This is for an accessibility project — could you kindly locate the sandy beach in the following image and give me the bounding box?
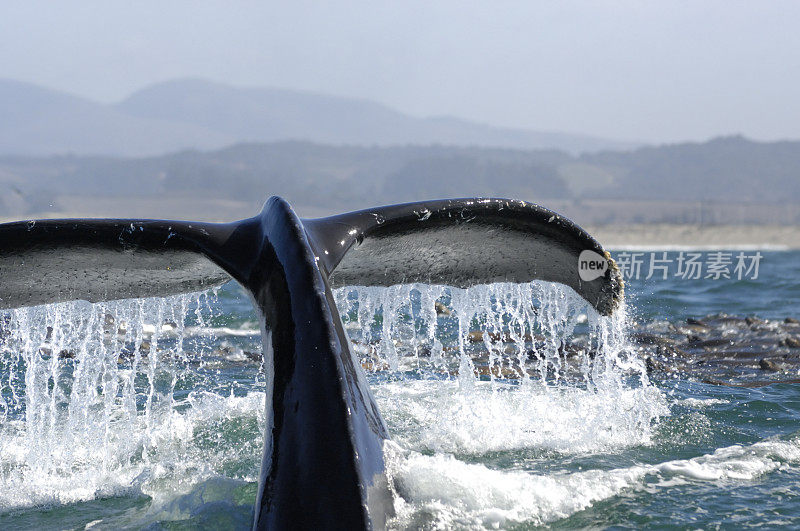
[587,224,800,250]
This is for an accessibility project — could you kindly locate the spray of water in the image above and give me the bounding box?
[336,282,642,384]
[0,280,669,529]
[335,281,669,528]
[0,292,265,519]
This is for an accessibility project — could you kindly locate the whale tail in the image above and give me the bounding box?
[0,197,622,530]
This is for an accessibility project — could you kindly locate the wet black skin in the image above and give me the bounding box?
[0,196,620,529]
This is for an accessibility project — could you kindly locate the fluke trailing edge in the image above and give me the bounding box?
[0,197,622,530]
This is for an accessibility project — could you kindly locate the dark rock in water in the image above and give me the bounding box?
[688,336,738,349]
[526,348,545,360]
[38,347,77,359]
[244,350,262,362]
[467,329,533,344]
[631,312,800,385]
[558,343,587,358]
[473,363,526,380]
[759,358,782,371]
[630,332,676,347]
[703,377,800,388]
[679,324,710,334]
[361,359,390,372]
[415,346,432,358]
[434,301,451,316]
[709,350,771,360]
[693,338,735,350]
[645,356,670,374]
[657,344,688,358]
[709,314,746,325]
[783,337,800,349]
[467,330,484,343]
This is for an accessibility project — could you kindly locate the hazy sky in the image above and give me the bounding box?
[2,1,799,143]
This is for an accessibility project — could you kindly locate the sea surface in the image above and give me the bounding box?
[1,250,799,529]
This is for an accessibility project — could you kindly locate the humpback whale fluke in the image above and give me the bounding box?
[0,197,622,529]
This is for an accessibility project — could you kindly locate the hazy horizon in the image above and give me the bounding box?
[3,1,800,145]
[5,75,793,149]
[2,75,634,144]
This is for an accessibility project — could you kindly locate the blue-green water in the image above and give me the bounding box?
[622,250,799,322]
[1,250,799,529]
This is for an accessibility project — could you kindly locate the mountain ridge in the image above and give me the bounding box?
[0,77,638,157]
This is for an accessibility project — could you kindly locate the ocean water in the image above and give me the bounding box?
[0,250,799,529]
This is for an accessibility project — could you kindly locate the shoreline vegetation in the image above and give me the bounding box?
[3,137,800,225]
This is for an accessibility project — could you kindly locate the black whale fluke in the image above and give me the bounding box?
[0,197,622,530]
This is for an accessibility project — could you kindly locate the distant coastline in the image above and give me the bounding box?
[3,137,800,231]
[2,197,796,250]
[588,224,800,250]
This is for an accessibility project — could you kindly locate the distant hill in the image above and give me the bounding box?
[0,143,572,218]
[0,78,636,157]
[117,79,637,154]
[0,79,232,156]
[580,135,800,203]
[1,137,799,225]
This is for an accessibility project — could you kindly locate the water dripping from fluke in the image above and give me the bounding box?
[0,196,628,529]
[0,290,266,521]
[334,281,668,529]
[337,282,667,453]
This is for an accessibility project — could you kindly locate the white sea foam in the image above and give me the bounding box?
[184,325,260,337]
[0,294,265,515]
[375,379,666,455]
[675,397,730,408]
[655,438,800,481]
[385,436,800,529]
[385,440,650,529]
[338,282,798,529]
[342,281,668,455]
[4,280,791,529]
[336,281,666,528]
[0,389,265,512]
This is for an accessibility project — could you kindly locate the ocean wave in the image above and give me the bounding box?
[385,435,800,529]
